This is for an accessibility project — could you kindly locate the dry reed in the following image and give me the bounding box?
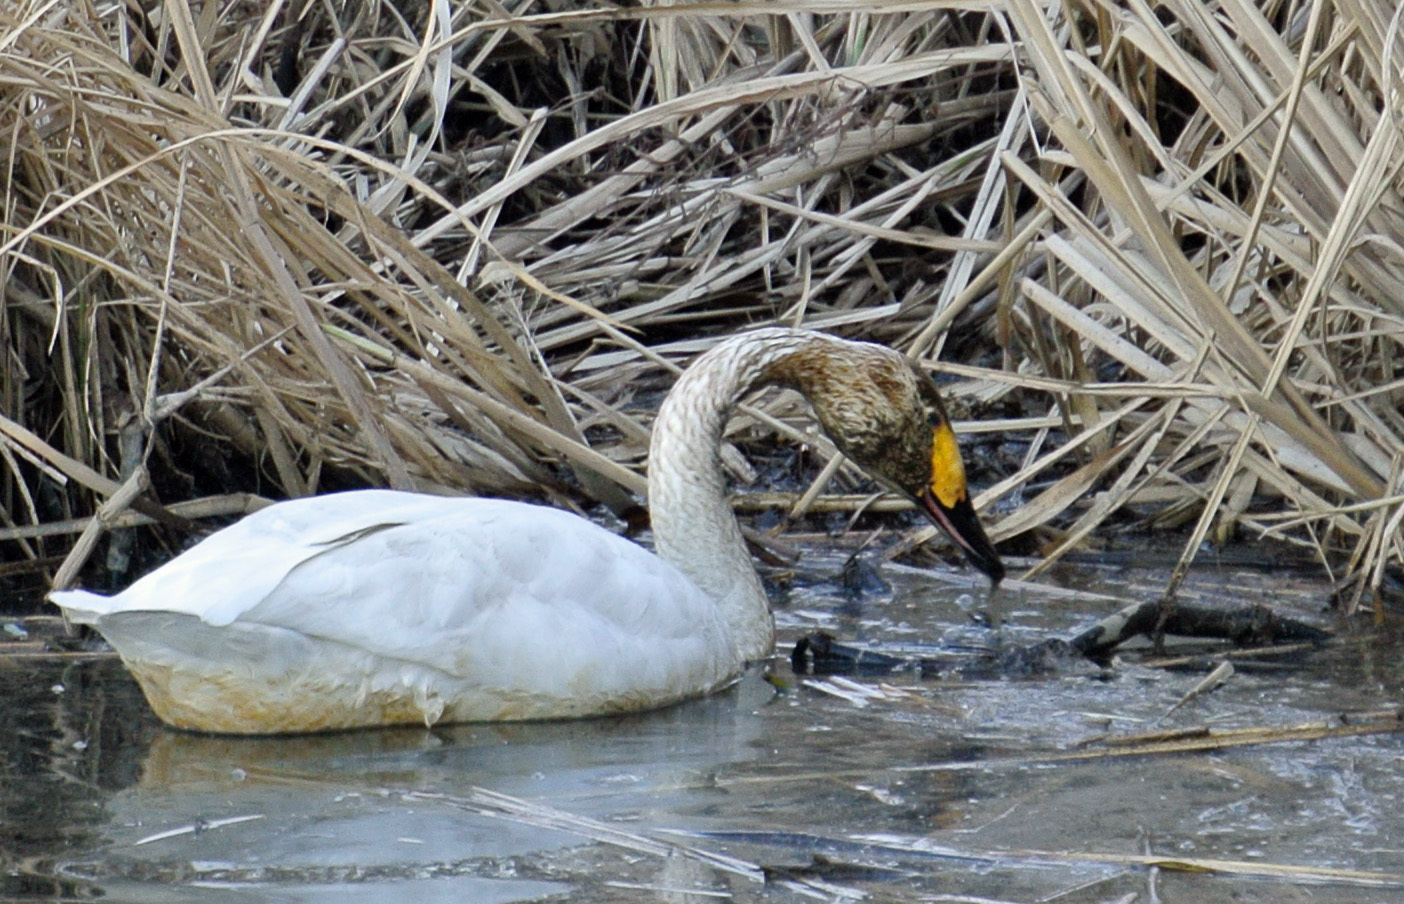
[2,0,1403,609]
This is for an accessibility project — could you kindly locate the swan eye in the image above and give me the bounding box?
[928,421,969,508]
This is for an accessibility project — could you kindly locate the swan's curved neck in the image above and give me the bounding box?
[648,329,821,662]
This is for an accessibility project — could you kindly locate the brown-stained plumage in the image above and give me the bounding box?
[764,342,947,496]
[763,334,1002,582]
[653,328,1004,603]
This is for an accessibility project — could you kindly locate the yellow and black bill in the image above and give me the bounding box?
[923,420,1004,585]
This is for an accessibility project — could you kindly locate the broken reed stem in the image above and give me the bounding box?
[0,495,271,543]
[897,711,1404,772]
[50,467,150,591]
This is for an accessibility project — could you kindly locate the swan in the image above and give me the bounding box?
[49,328,1003,734]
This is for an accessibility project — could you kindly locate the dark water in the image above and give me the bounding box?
[4,553,1404,903]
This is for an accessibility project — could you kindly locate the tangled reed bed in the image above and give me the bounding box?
[2,0,1403,610]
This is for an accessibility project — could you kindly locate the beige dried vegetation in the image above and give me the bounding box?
[2,0,1403,610]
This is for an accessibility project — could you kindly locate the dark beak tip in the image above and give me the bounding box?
[978,551,1006,587]
[921,490,1004,586]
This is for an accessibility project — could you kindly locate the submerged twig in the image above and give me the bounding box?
[1068,599,1331,659]
[844,832,1404,889]
[407,788,767,882]
[896,711,1404,772]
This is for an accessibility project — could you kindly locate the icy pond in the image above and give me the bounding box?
[3,548,1403,903]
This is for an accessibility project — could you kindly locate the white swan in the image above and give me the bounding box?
[50,328,1003,733]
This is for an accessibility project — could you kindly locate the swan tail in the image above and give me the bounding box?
[48,588,117,624]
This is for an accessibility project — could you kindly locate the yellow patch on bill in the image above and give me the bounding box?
[929,422,968,508]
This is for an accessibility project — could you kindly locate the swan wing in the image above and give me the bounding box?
[53,490,476,626]
[238,494,733,673]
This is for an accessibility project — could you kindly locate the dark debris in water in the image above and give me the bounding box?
[790,630,1082,680]
[1068,597,1332,659]
[0,615,113,655]
[790,594,1332,680]
[0,868,101,901]
[761,852,913,885]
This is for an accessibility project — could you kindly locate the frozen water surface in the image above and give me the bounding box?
[3,550,1403,903]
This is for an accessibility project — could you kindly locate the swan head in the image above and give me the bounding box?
[771,340,1005,585]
